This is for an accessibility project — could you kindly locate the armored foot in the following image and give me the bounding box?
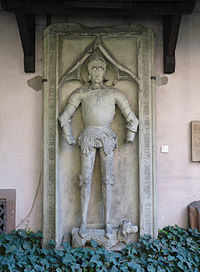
[79,223,87,238]
[105,223,113,239]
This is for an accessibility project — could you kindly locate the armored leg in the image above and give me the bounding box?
[100,148,114,238]
[79,149,96,238]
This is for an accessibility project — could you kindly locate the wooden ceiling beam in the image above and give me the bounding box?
[3,1,195,15]
[15,11,35,73]
[163,15,181,73]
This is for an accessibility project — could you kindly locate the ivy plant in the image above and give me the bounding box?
[0,225,199,271]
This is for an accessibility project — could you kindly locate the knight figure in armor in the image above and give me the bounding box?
[58,55,139,239]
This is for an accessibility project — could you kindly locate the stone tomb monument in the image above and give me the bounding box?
[43,23,156,249]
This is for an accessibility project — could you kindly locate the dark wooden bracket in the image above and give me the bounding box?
[163,15,181,74]
[15,11,35,73]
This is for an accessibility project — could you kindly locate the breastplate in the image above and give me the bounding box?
[81,89,115,127]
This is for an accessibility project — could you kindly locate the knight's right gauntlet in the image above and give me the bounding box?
[58,103,77,145]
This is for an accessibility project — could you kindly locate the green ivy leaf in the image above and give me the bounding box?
[89,239,98,248]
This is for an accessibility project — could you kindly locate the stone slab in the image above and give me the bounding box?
[42,23,156,246]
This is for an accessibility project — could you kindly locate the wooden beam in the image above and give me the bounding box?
[163,15,181,74]
[1,0,21,10]
[2,1,196,15]
[15,11,35,73]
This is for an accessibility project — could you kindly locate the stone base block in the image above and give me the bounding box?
[71,223,138,250]
[72,228,119,249]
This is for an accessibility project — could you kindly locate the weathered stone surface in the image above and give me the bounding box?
[27,75,42,91]
[58,55,139,238]
[42,23,156,246]
[188,201,200,231]
[70,220,138,250]
[71,228,119,249]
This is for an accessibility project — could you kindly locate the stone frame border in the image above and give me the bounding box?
[42,23,156,244]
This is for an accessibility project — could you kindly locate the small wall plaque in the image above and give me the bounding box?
[191,121,200,162]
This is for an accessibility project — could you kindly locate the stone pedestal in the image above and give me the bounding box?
[71,228,119,249]
[69,223,138,250]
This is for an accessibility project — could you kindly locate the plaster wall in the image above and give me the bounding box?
[0,12,43,231]
[0,2,200,232]
[157,4,200,229]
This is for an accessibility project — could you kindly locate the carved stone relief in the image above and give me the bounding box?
[58,53,139,242]
[42,23,156,247]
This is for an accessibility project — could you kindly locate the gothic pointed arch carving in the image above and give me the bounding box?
[58,36,142,91]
